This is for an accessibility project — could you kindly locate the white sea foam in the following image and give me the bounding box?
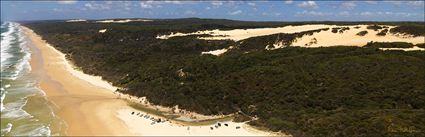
[1,22,55,136]
[0,123,13,135]
[0,84,10,111]
[1,23,16,67]
[1,97,33,120]
[14,124,51,136]
[1,24,32,80]
[0,90,6,111]
[11,123,52,136]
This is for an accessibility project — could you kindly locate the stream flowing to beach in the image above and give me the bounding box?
[0,22,65,136]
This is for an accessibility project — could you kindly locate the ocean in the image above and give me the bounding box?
[0,22,65,136]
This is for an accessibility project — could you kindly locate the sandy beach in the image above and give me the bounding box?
[23,26,132,136]
[22,26,280,136]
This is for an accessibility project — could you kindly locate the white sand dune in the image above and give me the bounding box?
[291,25,424,47]
[157,24,424,52]
[66,19,86,22]
[99,29,107,33]
[157,24,332,41]
[96,19,152,23]
[380,46,425,51]
[201,46,235,56]
[201,48,228,56]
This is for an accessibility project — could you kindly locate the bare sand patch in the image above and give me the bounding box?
[379,46,425,51]
[98,29,107,33]
[96,19,152,23]
[157,24,424,52]
[291,25,424,47]
[157,24,332,41]
[66,19,86,22]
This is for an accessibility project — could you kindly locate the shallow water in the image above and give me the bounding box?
[1,22,65,136]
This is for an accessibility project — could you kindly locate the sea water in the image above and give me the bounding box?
[1,22,65,136]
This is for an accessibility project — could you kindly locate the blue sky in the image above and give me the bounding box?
[1,1,424,21]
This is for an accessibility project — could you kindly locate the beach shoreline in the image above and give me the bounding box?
[22,26,281,136]
[24,26,133,136]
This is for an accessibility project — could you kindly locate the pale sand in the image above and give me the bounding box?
[120,94,229,120]
[380,46,425,51]
[96,19,152,23]
[157,24,332,41]
[66,19,86,22]
[201,48,228,56]
[98,29,107,33]
[157,24,424,51]
[116,108,285,136]
[291,25,424,47]
[23,26,279,136]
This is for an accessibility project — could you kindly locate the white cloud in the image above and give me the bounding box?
[385,1,403,6]
[365,1,377,4]
[296,10,331,16]
[297,1,318,9]
[228,10,242,15]
[139,1,195,9]
[263,12,282,16]
[359,11,418,17]
[140,1,155,9]
[340,1,356,10]
[83,1,132,12]
[407,1,425,7]
[285,0,293,4]
[339,11,350,16]
[210,1,242,9]
[211,1,224,7]
[84,2,112,10]
[53,8,64,12]
[360,11,373,16]
[184,10,196,15]
[247,2,256,6]
[57,0,77,5]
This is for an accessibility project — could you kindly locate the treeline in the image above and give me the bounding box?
[365,42,425,48]
[22,18,425,137]
[390,25,425,37]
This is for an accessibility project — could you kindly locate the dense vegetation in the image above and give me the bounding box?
[390,25,425,37]
[416,43,425,48]
[365,42,414,48]
[367,24,384,31]
[22,18,425,137]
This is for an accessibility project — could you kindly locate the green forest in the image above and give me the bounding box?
[22,18,425,137]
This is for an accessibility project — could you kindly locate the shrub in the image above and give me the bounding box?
[390,25,425,37]
[356,31,368,36]
[415,43,425,48]
[376,29,388,36]
[367,25,383,31]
